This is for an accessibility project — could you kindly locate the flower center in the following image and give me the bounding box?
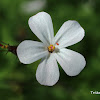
[48,44,55,53]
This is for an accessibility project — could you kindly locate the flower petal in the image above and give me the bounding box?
[55,48,86,76]
[17,40,48,64]
[36,54,59,86]
[53,20,85,48]
[28,12,54,46]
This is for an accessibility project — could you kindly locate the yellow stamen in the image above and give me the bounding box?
[48,44,55,53]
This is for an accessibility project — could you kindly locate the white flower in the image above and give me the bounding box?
[17,12,86,86]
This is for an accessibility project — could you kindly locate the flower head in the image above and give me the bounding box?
[17,12,86,86]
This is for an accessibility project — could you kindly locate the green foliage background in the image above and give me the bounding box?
[0,0,100,100]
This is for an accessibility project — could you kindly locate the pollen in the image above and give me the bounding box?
[48,44,55,53]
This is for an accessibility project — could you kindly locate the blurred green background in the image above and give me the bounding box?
[0,0,100,100]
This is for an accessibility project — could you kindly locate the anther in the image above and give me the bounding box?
[48,44,55,53]
[56,43,59,45]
